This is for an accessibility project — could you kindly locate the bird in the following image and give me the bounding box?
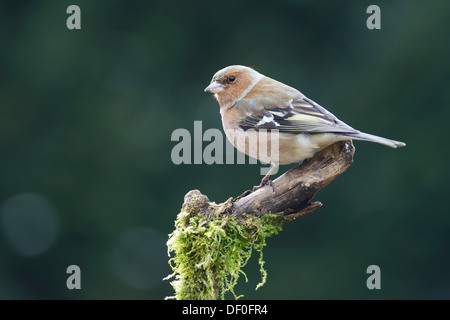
[204,65,405,190]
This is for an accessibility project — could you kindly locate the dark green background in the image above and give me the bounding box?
[1,0,449,299]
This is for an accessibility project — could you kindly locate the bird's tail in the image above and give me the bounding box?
[346,132,406,148]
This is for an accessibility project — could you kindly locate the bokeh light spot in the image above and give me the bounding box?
[1,193,60,256]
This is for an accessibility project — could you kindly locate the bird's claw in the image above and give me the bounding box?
[252,177,275,193]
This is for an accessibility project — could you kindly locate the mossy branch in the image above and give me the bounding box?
[165,141,355,300]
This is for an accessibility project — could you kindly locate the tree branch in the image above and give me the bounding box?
[183,140,355,222]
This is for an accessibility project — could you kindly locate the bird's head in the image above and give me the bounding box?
[204,65,262,109]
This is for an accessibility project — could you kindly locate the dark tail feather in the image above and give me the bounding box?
[346,132,406,148]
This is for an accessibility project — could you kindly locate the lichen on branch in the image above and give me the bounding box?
[164,197,285,300]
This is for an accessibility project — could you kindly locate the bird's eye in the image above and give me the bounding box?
[228,76,236,83]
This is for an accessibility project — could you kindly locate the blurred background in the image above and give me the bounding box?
[0,0,449,299]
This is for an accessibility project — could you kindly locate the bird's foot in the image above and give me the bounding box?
[252,176,275,193]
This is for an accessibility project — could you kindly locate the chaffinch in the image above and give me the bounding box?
[204,65,405,189]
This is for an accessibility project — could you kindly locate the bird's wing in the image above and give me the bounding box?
[238,96,360,134]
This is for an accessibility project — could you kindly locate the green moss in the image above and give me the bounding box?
[164,206,285,300]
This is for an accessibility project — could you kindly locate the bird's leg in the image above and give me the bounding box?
[258,174,274,192]
[252,162,278,193]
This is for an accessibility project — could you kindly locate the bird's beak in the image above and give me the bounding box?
[204,81,225,93]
